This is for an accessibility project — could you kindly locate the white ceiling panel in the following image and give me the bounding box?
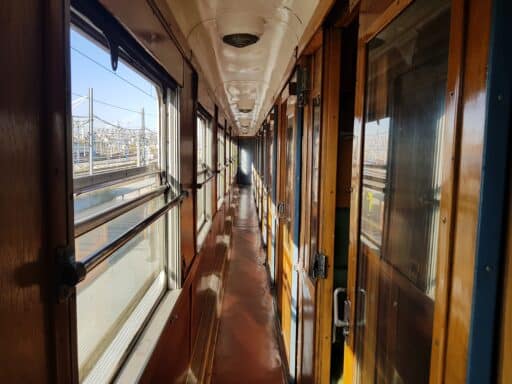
[165,0,321,135]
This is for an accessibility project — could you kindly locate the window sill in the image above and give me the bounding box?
[114,288,182,383]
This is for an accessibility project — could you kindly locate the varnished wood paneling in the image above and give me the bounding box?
[140,285,191,383]
[345,1,493,383]
[180,64,198,276]
[45,0,78,381]
[190,209,227,382]
[0,1,74,382]
[316,27,342,384]
[444,0,492,382]
[429,0,465,381]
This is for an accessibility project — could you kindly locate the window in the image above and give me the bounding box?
[217,128,225,206]
[71,12,180,383]
[361,0,450,296]
[196,110,212,235]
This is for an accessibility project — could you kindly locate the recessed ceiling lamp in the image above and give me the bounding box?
[218,13,265,48]
[237,97,255,113]
[239,117,251,128]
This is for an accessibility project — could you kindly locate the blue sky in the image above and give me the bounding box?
[71,27,159,132]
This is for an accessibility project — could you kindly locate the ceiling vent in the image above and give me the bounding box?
[218,13,264,49]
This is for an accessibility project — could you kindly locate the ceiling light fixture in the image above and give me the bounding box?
[223,34,259,48]
[237,97,255,114]
[217,13,264,48]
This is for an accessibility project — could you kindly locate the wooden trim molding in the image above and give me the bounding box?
[315,26,342,384]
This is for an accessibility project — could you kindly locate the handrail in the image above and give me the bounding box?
[62,190,188,286]
[196,172,216,188]
[74,184,169,238]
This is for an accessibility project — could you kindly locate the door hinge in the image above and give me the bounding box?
[311,252,328,280]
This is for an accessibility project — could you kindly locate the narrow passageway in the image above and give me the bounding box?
[210,186,286,384]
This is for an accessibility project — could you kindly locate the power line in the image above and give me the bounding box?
[71,46,157,100]
[93,114,158,133]
[72,92,156,117]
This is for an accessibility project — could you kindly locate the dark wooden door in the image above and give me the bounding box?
[353,1,452,382]
[297,48,322,383]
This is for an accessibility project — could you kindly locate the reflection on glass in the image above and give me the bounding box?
[75,196,165,262]
[217,131,225,203]
[309,102,321,274]
[76,215,165,381]
[197,116,205,170]
[362,0,450,295]
[357,1,451,383]
[74,174,160,222]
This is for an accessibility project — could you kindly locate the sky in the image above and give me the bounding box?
[71,27,159,133]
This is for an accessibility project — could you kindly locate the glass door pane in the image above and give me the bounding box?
[356,0,451,382]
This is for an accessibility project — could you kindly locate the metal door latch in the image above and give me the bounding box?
[333,287,351,341]
[311,252,328,280]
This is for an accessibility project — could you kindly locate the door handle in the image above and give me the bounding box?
[333,287,348,328]
[357,288,367,326]
[333,287,351,342]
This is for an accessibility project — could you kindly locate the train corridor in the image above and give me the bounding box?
[209,186,286,384]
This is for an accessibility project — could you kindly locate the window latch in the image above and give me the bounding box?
[57,246,86,302]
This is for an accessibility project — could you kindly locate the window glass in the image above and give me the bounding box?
[196,112,212,231]
[71,27,159,177]
[197,116,206,172]
[217,129,225,204]
[308,101,321,274]
[71,24,179,383]
[361,0,450,296]
[77,212,165,381]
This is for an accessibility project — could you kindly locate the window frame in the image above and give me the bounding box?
[196,106,213,244]
[69,2,181,382]
[217,126,225,207]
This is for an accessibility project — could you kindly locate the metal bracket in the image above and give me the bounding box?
[311,252,328,280]
[57,246,86,302]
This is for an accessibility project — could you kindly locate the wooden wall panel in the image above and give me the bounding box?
[0,1,74,382]
[198,76,215,117]
[444,0,492,382]
[140,285,191,383]
[0,2,49,381]
[315,27,342,384]
[180,63,198,276]
[189,208,227,381]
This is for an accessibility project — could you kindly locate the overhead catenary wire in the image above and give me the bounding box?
[72,92,156,117]
[71,46,157,100]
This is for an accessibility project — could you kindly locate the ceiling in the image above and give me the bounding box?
[165,0,322,135]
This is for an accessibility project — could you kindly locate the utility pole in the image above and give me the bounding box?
[88,87,94,175]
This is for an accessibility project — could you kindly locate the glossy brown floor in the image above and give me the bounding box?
[210,186,286,384]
